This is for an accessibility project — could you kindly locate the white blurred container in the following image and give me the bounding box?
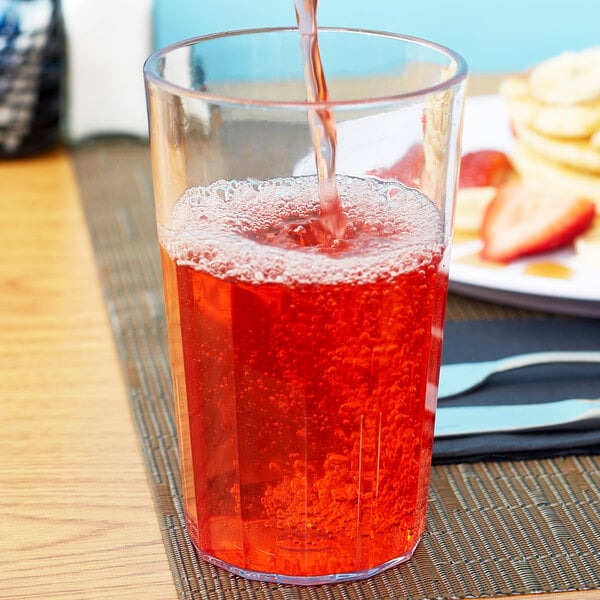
[62,0,152,141]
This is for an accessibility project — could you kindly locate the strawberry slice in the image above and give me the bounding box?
[368,143,424,187]
[459,150,514,188]
[371,148,513,190]
[480,182,596,262]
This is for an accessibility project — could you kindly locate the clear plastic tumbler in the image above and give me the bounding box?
[144,27,467,584]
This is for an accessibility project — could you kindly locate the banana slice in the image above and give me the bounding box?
[454,186,497,232]
[503,97,538,126]
[514,122,600,173]
[529,47,600,105]
[498,74,530,99]
[505,96,600,139]
[512,141,600,209]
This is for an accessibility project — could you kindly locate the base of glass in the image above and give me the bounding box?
[191,537,422,586]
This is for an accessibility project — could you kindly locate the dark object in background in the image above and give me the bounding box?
[0,0,63,158]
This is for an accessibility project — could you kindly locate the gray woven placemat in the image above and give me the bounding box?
[73,139,600,600]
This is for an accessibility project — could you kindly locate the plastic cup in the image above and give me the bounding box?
[144,27,467,585]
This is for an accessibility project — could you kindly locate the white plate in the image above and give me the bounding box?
[451,95,600,318]
[294,95,600,317]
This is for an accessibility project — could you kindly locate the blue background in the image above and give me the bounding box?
[153,0,599,73]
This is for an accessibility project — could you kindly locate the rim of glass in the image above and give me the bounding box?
[144,26,468,110]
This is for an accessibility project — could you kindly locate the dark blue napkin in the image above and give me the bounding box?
[433,318,600,463]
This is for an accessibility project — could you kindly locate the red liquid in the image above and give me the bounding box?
[160,176,448,582]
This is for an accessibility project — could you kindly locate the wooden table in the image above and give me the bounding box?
[0,150,175,599]
[1,85,598,599]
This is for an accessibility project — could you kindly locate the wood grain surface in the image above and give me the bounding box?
[0,149,175,599]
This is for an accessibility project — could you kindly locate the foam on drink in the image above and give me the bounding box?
[161,175,443,285]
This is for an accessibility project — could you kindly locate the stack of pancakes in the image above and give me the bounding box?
[500,47,600,264]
